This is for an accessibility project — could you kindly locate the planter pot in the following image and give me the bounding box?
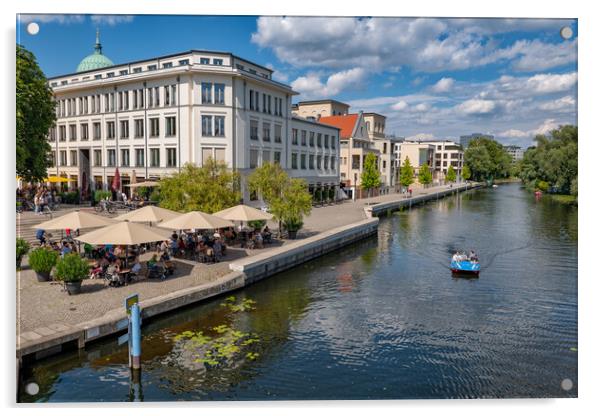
[35,271,52,282]
[16,256,23,270]
[287,230,298,240]
[65,280,83,295]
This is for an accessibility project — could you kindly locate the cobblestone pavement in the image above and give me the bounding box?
[16,183,472,335]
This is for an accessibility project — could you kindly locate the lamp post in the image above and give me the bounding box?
[353,172,358,201]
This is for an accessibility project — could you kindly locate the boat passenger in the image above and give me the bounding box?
[469,250,478,262]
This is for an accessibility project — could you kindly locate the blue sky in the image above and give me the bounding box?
[17,14,577,147]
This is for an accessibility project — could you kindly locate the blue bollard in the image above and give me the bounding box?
[130,303,141,369]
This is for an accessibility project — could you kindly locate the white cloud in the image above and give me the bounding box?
[391,100,409,111]
[431,77,455,93]
[539,95,576,111]
[406,133,437,141]
[252,17,577,73]
[456,99,497,115]
[497,129,530,139]
[497,119,562,141]
[525,72,577,94]
[19,14,85,24]
[291,67,366,99]
[90,15,134,26]
[413,103,431,113]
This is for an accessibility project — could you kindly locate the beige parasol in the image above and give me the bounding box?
[125,181,160,188]
[158,211,234,231]
[114,205,181,223]
[37,210,116,230]
[213,204,273,222]
[75,221,171,245]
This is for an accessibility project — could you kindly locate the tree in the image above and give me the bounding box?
[417,163,433,186]
[247,162,288,205]
[518,125,577,194]
[17,44,56,182]
[464,137,512,182]
[445,167,457,183]
[398,156,414,188]
[360,153,381,197]
[461,165,471,181]
[156,160,240,213]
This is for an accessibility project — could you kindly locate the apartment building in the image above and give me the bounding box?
[460,132,494,149]
[504,145,524,162]
[421,140,464,182]
[363,113,396,187]
[46,33,340,202]
[393,141,435,177]
[319,112,379,199]
[291,99,350,119]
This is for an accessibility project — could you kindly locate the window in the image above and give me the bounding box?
[249,149,259,169]
[49,151,56,166]
[149,118,159,137]
[291,153,298,169]
[215,148,225,163]
[107,149,116,166]
[352,155,360,169]
[201,82,213,104]
[120,120,129,139]
[331,135,336,149]
[292,129,298,145]
[317,155,322,170]
[214,84,225,105]
[301,130,307,146]
[69,124,77,141]
[249,90,255,110]
[250,120,259,141]
[106,72,114,78]
[301,154,307,169]
[59,126,66,141]
[268,96,272,114]
[171,85,177,106]
[262,150,270,165]
[166,148,177,167]
[255,91,259,111]
[165,116,176,137]
[118,92,123,110]
[213,58,223,65]
[150,148,160,167]
[214,116,225,137]
[94,74,102,80]
[262,94,266,113]
[154,87,160,107]
[93,150,102,166]
[275,125,282,143]
[309,154,315,169]
[148,88,153,108]
[59,151,67,166]
[164,86,170,107]
[134,119,144,138]
[135,149,144,167]
[80,124,89,141]
[317,133,322,147]
[202,116,212,136]
[70,150,77,166]
[200,58,210,65]
[236,64,244,70]
[331,156,336,170]
[202,147,213,165]
[179,59,189,66]
[48,127,56,142]
[110,93,115,111]
[162,62,173,69]
[121,149,130,166]
[323,135,329,148]
[133,67,142,73]
[309,132,315,147]
[262,123,270,142]
[120,70,128,76]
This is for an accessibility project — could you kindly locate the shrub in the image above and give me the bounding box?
[248,220,267,230]
[16,238,30,259]
[283,217,303,232]
[55,253,89,282]
[29,247,59,274]
[537,180,550,193]
[94,190,112,202]
[59,190,79,204]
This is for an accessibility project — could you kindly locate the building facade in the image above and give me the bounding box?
[394,141,435,178]
[46,41,340,202]
[363,113,396,187]
[460,132,494,149]
[421,140,464,181]
[291,99,350,119]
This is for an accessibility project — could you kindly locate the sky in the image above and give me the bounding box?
[17,14,577,147]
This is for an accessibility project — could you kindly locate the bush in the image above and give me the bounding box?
[29,247,59,274]
[537,180,550,193]
[248,220,267,230]
[94,190,112,202]
[16,238,30,259]
[59,190,79,204]
[55,253,89,282]
[283,217,303,232]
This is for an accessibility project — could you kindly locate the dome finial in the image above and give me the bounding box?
[95,27,102,54]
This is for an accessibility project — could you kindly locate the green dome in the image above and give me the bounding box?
[76,29,114,72]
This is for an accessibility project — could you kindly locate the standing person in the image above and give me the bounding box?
[34,189,41,214]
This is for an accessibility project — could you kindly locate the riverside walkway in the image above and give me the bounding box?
[17,182,477,358]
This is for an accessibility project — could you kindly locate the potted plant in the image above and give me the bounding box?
[55,253,89,295]
[16,238,30,270]
[28,247,59,282]
[248,220,266,231]
[283,217,303,240]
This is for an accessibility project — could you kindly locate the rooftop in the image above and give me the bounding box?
[319,114,359,139]
[296,99,350,108]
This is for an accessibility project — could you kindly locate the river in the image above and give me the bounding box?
[19,183,578,401]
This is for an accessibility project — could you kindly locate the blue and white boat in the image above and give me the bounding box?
[450,259,481,276]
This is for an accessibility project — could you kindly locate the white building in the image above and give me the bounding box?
[46,34,340,202]
[504,145,524,162]
[422,140,464,181]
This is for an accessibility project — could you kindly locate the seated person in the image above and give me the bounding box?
[60,241,71,258]
[35,228,46,245]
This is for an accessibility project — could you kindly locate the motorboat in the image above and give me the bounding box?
[450,252,481,276]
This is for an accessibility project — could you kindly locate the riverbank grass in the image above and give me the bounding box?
[549,194,577,205]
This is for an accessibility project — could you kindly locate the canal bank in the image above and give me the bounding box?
[17,182,479,365]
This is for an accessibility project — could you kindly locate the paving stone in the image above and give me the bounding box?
[33,327,56,336]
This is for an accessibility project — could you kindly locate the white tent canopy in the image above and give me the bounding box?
[75,221,171,245]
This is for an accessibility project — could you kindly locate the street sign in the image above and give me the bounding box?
[125,294,139,315]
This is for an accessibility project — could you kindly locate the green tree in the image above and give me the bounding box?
[247,162,289,205]
[518,125,577,194]
[156,160,240,213]
[360,153,381,197]
[398,156,414,188]
[445,167,457,183]
[417,163,433,186]
[461,165,471,181]
[464,137,512,182]
[17,44,56,182]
